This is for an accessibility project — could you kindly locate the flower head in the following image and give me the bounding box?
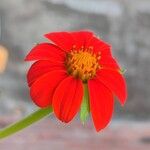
[25,31,127,131]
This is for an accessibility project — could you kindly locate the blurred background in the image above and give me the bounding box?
[0,0,150,149]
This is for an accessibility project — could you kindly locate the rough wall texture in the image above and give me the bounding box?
[0,0,150,119]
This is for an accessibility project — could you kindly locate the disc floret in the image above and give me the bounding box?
[66,45,101,82]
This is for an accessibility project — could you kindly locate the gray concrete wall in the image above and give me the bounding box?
[0,0,150,119]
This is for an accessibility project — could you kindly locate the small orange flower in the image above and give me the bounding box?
[25,31,127,131]
[0,45,8,73]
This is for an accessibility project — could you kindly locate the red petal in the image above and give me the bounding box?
[25,43,65,61]
[44,32,74,52]
[87,37,112,56]
[71,31,93,49]
[52,76,83,123]
[30,70,67,108]
[97,69,127,105]
[27,60,65,87]
[88,79,114,131]
[99,56,120,70]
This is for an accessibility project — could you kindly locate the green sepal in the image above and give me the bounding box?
[119,68,127,74]
[80,84,90,124]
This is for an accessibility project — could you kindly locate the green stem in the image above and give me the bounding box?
[0,107,53,139]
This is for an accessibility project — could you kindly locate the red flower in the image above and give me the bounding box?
[25,31,127,131]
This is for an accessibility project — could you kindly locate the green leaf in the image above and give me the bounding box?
[80,84,90,124]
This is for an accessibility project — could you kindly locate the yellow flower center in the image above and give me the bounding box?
[66,46,101,82]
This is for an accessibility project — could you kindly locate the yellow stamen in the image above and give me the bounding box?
[66,46,101,82]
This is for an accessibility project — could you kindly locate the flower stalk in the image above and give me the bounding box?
[0,107,53,139]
